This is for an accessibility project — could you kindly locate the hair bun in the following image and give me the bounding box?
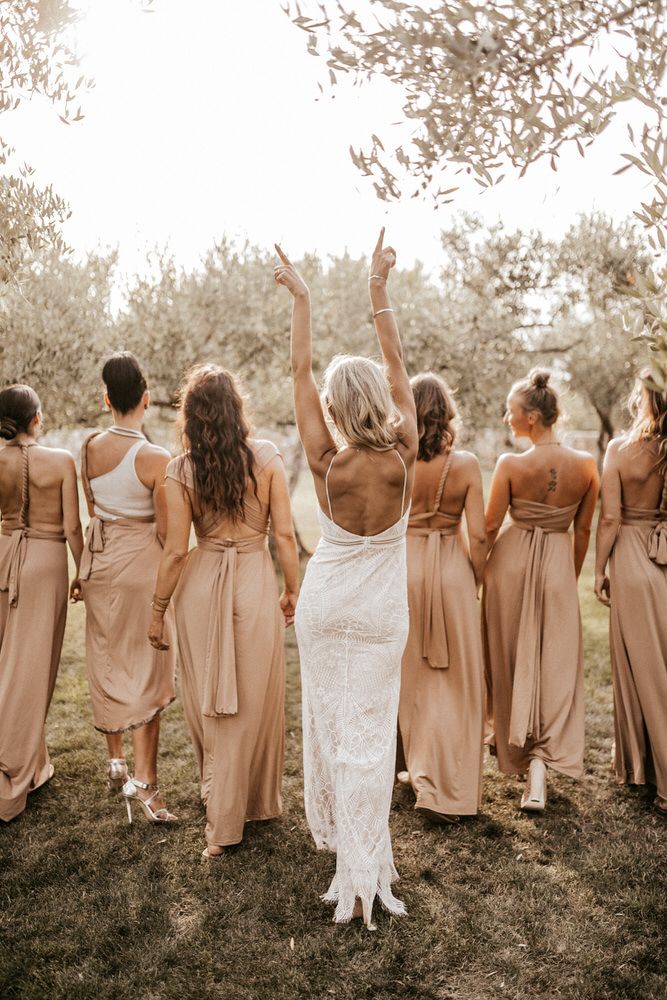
[530,369,550,390]
[0,416,18,440]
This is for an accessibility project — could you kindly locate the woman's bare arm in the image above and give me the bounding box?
[368,229,418,456]
[485,455,512,549]
[594,442,622,605]
[61,454,84,585]
[274,245,336,475]
[137,446,170,545]
[573,457,599,579]
[148,478,193,650]
[266,455,300,626]
[462,456,487,588]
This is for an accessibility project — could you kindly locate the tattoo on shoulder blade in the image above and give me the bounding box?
[547,468,557,493]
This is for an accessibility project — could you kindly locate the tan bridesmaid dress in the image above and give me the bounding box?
[0,446,68,821]
[608,477,667,801]
[167,440,285,848]
[80,430,176,734]
[399,451,484,816]
[483,499,585,778]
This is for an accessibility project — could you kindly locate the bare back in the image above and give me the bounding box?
[317,447,412,537]
[0,444,72,531]
[612,437,665,509]
[410,450,475,527]
[85,430,165,497]
[503,444,595,507]
[168,440,278,541]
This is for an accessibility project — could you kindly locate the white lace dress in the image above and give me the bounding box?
[295,454,410,925]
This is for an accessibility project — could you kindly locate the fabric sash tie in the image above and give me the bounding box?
[507,503,574,749]
[0,525,65,607]
[621,506,667,566]
[197,534,268,718]
[80,514,155,580]
[407,523,460,669]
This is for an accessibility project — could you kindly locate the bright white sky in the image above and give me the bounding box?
[1,0,657,283]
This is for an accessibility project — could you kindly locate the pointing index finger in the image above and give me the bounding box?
[275,243,291,266]
[374,227,385,254]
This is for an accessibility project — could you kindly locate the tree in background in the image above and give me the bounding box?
[0,1,92,287]
[285,0,667,388]
[0,248,116,425]
[554,214,649,452]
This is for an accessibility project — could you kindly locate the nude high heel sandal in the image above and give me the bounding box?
[121,777,177,824]
[107,758,129,794]
[520,758,547,812]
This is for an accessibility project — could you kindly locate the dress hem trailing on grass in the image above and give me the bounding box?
[322,865,407,924]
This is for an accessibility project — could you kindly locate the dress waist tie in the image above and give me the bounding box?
[407,523,460,669]
[621,507,667,565]
[80,513,155,580]
[196,534,268,718]
[0,525,66,607]
[507,518,570,748]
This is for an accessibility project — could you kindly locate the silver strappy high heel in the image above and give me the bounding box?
[121,777,177,824]
[107,758,129,794]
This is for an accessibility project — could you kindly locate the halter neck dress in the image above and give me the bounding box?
[166,440,285,848]
[483,497,585,779]
[608,470,667,802]
[0,444,67,821]
[295,448,410,925]
[399,450,484,816]
[80,429,176,734]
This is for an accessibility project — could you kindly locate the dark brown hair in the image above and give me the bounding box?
[0,384,41,440]
[177,364,257,520]
[625,368,667,476]
[411,372,458,461]
[511,368,560,427]
[102,351,148,414]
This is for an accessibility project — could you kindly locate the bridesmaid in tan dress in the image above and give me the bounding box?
[148,364,299,857]
[484,370,598,812]
[595,370,667,816]
[72,352,177,823]
[397,373,486,822]
[0,384,83,822]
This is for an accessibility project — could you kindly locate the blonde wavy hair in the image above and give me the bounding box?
[321,354,401,451]
[623,368,667,476]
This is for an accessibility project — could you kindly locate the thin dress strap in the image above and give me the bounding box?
[432,450,454,515]
[81,431,103,508]
[19,445,30,529]
[324,451,338,520]
[395,449,408,517]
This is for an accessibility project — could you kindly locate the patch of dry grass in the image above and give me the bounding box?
[0,519,665,999]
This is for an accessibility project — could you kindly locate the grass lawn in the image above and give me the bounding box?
[1,483,665,1000]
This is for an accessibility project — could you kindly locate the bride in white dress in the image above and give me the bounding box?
[274,230,418,929]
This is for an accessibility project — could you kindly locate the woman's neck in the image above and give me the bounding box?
[529,425,557,446]
[112,408,144,432]
[9,431,37,447]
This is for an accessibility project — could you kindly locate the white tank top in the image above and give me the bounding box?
[90,440,154,520]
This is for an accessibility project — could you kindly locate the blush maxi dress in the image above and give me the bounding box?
[399,451,484,816]
[0,445,68,821]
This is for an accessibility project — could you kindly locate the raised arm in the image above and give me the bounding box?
[594,442,622,605]
[274,245,335,475]
[573,456,599,579]
[368,228,417,455]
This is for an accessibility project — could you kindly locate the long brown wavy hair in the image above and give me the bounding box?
[411,372,458,461]
[625,368,667,477]
[176,364,257,519]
